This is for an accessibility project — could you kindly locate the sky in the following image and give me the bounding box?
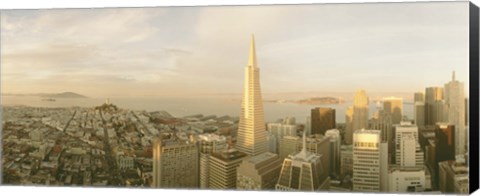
[0,2,470,98]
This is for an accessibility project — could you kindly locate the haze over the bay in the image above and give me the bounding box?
[1,2,469,99]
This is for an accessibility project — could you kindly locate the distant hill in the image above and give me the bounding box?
[2,92,88,98]
[296,97,344,105]
[39,92,88,98]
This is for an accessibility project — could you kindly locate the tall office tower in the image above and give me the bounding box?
[278,136,299,160]
[444,71,466,155]
[311,107,336,135]
[283,116,296,125]
[345,106,354,144]
[394,122,424,167]
[236,152,282,190]
[428,123,456,189]
[295,134,331,182]
[152,134,199,188]
[266,132,277,154]
[236,35,268,156]
[352,90,369,134]
[208,149,247,189]
[370,109,392,143]
[383,97,403,124]
[435,124,456,162]
[438,160,469,194]
[414,102,426,127]
[275,132,329,191]
[267,121,297,153]
[414,92,425,102]
[340,145,354,176]
[305,116,312,136]
[352,129,388,192]
[425,87,444,125]
[414,92,426,127]
[325,129,341,178]
[198,134,227,189]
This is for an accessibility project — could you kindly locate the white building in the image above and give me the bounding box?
[388,166,426,192]
[394,122,424,167]
[352,129,388,192]
[444,71,466,155]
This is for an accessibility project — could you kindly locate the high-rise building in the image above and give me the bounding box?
[414,102,426,127]
[197,134,227,189]
[236,35,268,156]
[438,160,469,194]
[383,97,403,124]
[425,87,444,125]
[414,92,426,127]
[444,71,466,155]
[295,134,331,182]
[428,123,456,189]
[266,132,277,154]
[394,122,424,168]
[208,149,248,189]
[352,90,369,133]
[236,152,282,190]
[345,106,354,144]
[325,129,341,178]
[152,134,199,188]
[278,136,299,160]
[370,109,393,143]
[414,92,425,102]
[352,129,388,192]
[305,116,312,136]
[267,121,297,154]
[275,132,330,191]
[340,145,353,176]
[435,123,456,163]
[311,107,336,135]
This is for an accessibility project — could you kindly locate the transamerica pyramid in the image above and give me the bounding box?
[235,35,268,156]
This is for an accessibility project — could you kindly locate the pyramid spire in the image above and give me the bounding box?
[248,34,257,67]
[297,130,308,160]
[452,70,456,81]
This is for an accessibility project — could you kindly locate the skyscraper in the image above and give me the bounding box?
[394,122,424,168]
[345,106,354,144]
[152,134,199,188]
[311,107,336,135]
[236,152,282,190]
[425,87,445,125]
[383,97,403,124]
[444,71,466,155]
[208,149,248,189]
[275,132,329,191]
[325,129,341,178]
[198,134,227,189]
[236,35,268,156]
[352,90,369,133]
[352,129,388,192]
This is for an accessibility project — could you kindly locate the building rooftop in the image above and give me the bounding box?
[247,152,277,165]
[211,148,247,162]
[197,133,226,142]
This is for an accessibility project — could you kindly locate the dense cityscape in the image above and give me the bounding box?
[1,36,470,194]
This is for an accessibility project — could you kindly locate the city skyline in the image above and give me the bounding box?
[0,2,470,98]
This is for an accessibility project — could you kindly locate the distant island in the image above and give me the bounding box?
[265,96,344,105]
[2,92,88,98]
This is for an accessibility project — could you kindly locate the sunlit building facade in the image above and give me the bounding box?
[236,35,268,156]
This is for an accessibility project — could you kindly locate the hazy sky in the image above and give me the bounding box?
[0,2,470,98]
